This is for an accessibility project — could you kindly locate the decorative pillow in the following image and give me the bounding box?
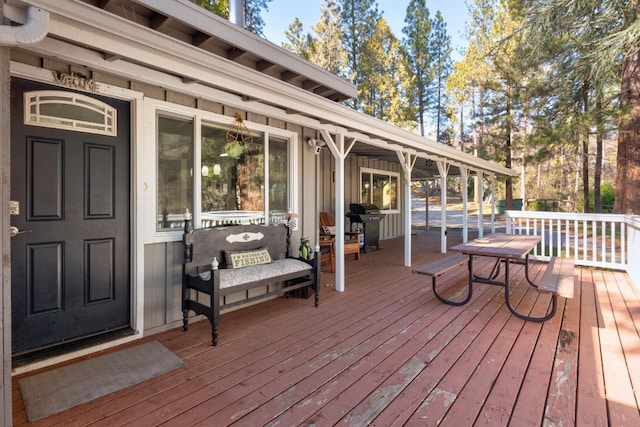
[322,225,336,235]
[225,247,272,269]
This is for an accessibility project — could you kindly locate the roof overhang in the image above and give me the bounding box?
[16,0,516,178]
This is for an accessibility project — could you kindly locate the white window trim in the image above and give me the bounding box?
[360,167,401,214]
[144,98,299,243]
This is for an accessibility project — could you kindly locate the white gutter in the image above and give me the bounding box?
[0,5,48,46]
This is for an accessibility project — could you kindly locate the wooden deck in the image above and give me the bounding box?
[12,230,640,426]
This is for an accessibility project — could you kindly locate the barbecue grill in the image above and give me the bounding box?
[346,203,382,252]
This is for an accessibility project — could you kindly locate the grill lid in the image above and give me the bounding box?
[348,203,380,214]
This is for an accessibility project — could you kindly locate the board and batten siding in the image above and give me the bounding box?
[317,150,405,241]
[144,241,184,331]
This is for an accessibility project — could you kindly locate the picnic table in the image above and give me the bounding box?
[441,233,572,322]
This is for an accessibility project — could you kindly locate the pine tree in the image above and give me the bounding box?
[460,0,497,158]
[243,0,272,35]
[429,11,453,142]
[360,18,413,127]
[338,0,381,110]
[446,59,474,148]
[402,0,432,137]
[517,0,637,213]
[282,17,315,60]
[190,0,271,35]
[310,0,347,76]
[191,0,228,17]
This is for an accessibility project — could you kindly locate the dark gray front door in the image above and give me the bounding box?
[10,78,131,355]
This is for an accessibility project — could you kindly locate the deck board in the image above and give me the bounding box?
[596,269,640,426]
[541,258,580,426]
[11,230,640,427]
[576,268,609,426]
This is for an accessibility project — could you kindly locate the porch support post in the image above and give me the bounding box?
[490,173,496,233]
[477,170,484,238]
[396,151,416,267]
[425,179,429,231]
[320,128,354,293]
[436,160,450,253]
[460,166,469,242]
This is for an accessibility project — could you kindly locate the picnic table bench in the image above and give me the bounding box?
[412,253,469,305]
[538,256,575,299]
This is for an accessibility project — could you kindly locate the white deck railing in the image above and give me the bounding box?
[506,211,640,289]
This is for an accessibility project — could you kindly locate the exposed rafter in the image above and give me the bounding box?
[280,70,299,82]
[227,47,246,61]
[256,60,275,72]
[192,32,212,47]
[150,14,170,32]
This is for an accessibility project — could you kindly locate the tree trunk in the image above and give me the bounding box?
[614,49,640,214]
[595,94,603,213]
[478,87,485,157]
[436,75,442,142]
[581,81,590,213]
[419,85,425,137]
[505,85,513,209]
[459,107,464,150]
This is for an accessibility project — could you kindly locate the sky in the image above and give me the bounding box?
[262,0,470,60]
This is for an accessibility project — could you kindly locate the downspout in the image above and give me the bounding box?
[0,5,49,46]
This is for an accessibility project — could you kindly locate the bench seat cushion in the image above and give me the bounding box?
[196,258,312,289]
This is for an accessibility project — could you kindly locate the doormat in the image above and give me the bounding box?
[18,340,185,422]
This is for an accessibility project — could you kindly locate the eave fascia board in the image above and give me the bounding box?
[25,0,357,100]
[23,1,515,177]
[31,5,356,129]
[137,0,356,97]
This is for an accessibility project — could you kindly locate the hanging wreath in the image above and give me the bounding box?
[226,113,254,145]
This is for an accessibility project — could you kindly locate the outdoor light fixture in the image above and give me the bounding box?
[306,137,325,155]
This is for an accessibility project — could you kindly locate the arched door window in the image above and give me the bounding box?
[24,90,117,136]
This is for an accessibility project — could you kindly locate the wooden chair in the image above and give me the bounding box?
[319,212,361,269]
[319,235,336,272]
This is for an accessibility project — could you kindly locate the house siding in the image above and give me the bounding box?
[317,149,405,241]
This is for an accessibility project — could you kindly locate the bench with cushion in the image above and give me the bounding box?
[182,224,319,345]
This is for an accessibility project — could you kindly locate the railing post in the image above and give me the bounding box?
[626,215,640,290]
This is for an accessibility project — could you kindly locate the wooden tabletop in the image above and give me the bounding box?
[450,233,541,259]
